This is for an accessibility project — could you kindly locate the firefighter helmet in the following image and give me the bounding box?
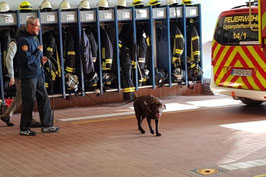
[182,0,192,5]
[117,0,126,7]
[60,0,71,10]
[142,69,149,78]
[66,73,79,92]
[148,0,160,7]
[132,0,144,7]
[172,68,185,83]
[40,0,52,11]
[0,1,10,12]
[167,0,179,6]
[79,0,91,9]
[103,73,116,84]
[155,68,168,87]
[98,0,109,8]
[189,18,194,23]
[19,1,33,11]
[188,65,203,81]
[88,72,99,87]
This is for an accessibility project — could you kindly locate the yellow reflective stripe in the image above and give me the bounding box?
[262,12,266,32]
[92,83,97,86]
[192,36,199,41]
[175,49,183,54]
[105,59,112,64]
[146,37,150,46]
[172,57,181,63]
[193,51,200,55]
[122,87,135,93]
[139,78,147,82]
[132,61,136,66]
[138,57,145,63]
[67,51,76,55]
[106,81,111,85]
[45,83,48,88]
[102,48,106,59]
[190,63,196,68]
[51,71,56,81]
[102,67,111,71]
[56,52,61,77]
[65,66,74,73]
[47,47,53,52]
[119,43,122,48]
[102,62,106,69]
[175,34,183,38]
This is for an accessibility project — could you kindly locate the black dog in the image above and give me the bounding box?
[133,95,166,136]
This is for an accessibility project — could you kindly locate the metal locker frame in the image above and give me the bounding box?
[114,7,121,93]
[78,8,99,96]
[134,7,155,89]
[152,5,172,88]
[77,8,84,96]
[0,4,202,102]
[149,6,156,89]
[0,42,4,105]
[97,8,117,95]
[116,7,138,93]
[0,10,20,106]
[184,4,202,85]
[132,7,138,90]
[38,9,65,98]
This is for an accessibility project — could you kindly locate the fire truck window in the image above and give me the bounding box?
[214,14,258,45]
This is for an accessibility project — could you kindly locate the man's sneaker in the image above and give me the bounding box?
[41,126,60,133]
[0,116,14,126]
[30,120,42,128]
[20,130,36,136]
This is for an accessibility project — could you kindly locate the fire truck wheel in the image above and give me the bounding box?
[240,98,263,106]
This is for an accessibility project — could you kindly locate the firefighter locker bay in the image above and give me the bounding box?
[0,0,203,108]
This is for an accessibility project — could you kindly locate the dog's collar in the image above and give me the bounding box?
[143,101,157,116]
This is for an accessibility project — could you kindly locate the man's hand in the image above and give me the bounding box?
[42,56,48,64]
[38,45,43,52]
[9,78,15,87]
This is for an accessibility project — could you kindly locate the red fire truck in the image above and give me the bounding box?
[210,0,266,105]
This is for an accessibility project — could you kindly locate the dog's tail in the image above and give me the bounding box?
[99,93,138,107]
[119,93,138,106]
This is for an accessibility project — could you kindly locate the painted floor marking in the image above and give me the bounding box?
[254,174,266,177]
[59,112,134,122]
[72,116,134,124]
[57,98,242,123]
[218,158,266,171]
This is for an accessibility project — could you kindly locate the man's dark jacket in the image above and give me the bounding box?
[17,30,43,79]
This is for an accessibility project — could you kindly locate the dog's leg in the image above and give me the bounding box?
[155,119,161,136]
[147,118,154,134]
[136,114,145,134]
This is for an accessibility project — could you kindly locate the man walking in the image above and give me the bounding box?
[17,17,59,136]
[0,33,41,127]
